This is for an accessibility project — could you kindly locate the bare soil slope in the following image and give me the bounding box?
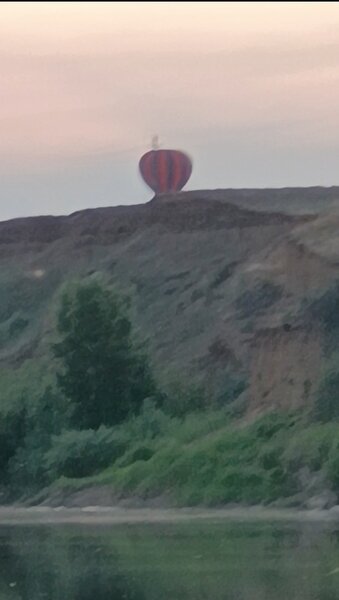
[1,187,339,411]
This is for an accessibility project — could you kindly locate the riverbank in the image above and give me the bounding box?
[1,504,339,526]
[3,410,339,514]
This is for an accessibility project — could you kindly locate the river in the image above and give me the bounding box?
[0,509,339,599]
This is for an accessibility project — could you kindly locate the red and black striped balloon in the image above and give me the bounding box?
[139,149,192,194]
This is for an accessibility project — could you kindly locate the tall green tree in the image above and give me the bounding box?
[53,281,156,429]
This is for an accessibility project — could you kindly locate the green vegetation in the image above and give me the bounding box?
[313,368,339,422]
[45,426,128,479]
[236,281,283,318]
[0,279,338,507]
[0,280,159,498]
[54,281,156,429]
[306,281,339,334]
[49,409,338,507]
[302,284,339,423]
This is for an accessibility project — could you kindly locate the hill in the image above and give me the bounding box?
[1,187,339,414]
[2,186,339,507]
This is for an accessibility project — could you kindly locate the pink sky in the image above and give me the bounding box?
[1,2,339,218]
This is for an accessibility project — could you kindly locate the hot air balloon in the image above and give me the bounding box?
[139,143,192,195]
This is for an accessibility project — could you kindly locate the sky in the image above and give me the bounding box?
[2,1,339,220]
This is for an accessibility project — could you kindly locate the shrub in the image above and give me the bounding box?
[251,411,299,441]
[161,380,207,417]
[282,425,337,472]
[313,369,339,422]
[0,406,27,484]
[8,438,49,495]
[326,440,339,490]
[45,426,127,479]
[236,281,282,318]
[216,372,247,408]
[4,387,71,494]
[118,399,176,442]
[116,444,155,469]
[306,281,339,333]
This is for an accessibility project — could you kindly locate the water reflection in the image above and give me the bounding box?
[0,527,145,600]
[0,520,338,599]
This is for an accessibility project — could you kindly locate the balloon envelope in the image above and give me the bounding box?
[139,149,192,194]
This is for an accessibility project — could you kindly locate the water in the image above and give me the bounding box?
[0,519,339,599]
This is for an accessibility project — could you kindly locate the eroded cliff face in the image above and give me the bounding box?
[248,326,322,413]
[1,187,339,412]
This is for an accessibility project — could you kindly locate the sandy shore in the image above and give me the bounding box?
[0,505,338,526]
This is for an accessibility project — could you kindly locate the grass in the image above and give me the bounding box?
[0,359,55,414]
[52,407,339,507]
